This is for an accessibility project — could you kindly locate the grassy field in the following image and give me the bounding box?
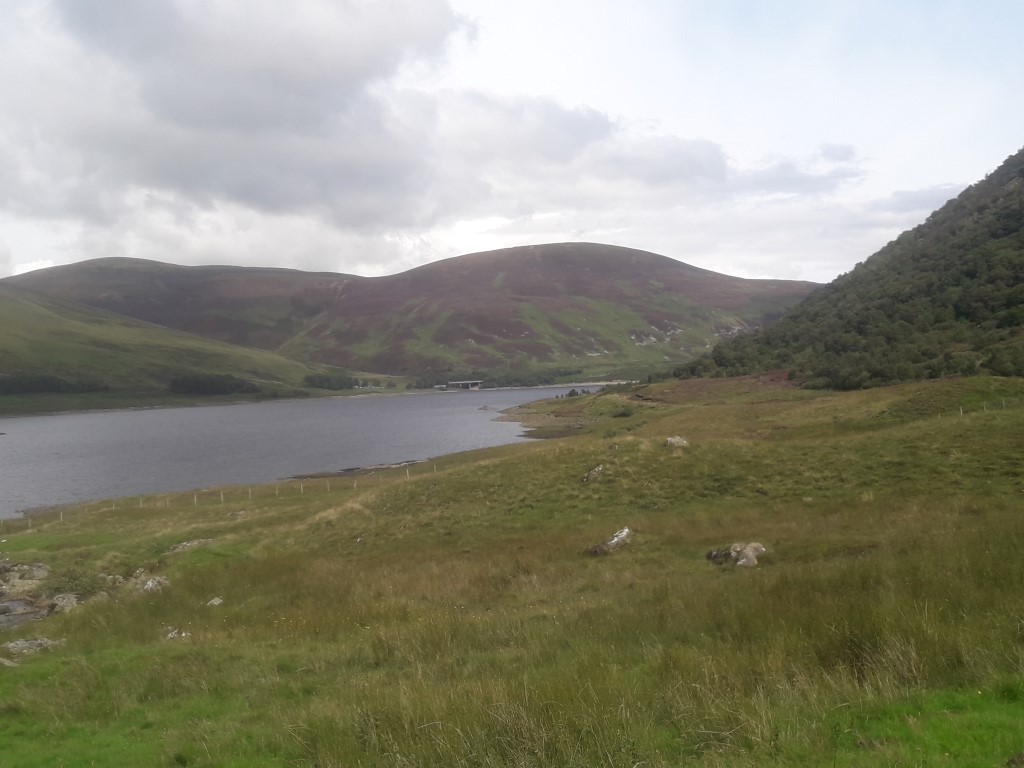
[2,375,1024,766]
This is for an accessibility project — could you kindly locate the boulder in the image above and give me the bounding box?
[706,542,767,567]
[19,566,50,581]
[47,594,79,615]
[3,638,65,656]
[141,577,170,593]
[586,527,631,556]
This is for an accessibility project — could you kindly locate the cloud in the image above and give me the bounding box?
[819,143,856,163]
[868,184,962,214]
[52,0,462,131]
[0,1,988,285]
[735,159,862,196]
[587,136,729,189]
[0,1,473,237]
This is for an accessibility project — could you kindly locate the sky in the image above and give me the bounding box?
[0,0,1021,284]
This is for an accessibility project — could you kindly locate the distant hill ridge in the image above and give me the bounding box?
[675,146,1024,387]
[7,243,818,380]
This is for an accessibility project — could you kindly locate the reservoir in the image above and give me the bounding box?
[0,387,575,519]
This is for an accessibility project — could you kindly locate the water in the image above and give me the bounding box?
[0,387,575,519]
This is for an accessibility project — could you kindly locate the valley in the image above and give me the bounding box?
[1,374,1022,766]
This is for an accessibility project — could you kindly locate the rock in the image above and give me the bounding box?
[581,464,604,483]
[733,542,766,566]
[707,542,767,567]
[164,627,191,641]
[129,569,170,592]
[19,566,49,581]
[47,594,79,615]
[3,638,65,656]
[586,527,631,556]
[167,539,213,554]
[206,597,224,607]
[0,599,47,629]
[706,548,732,565]
[141,577,170,592]
[666,436,689,448]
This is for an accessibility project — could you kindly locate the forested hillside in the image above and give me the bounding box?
[675,146,1024,388]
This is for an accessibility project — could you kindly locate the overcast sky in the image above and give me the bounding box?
[1,0,1021,283]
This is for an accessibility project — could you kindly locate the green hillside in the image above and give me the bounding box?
[0,284,332,412]
[675,146,1024,388]
[6,244,818,383]
[2,375,1023,765]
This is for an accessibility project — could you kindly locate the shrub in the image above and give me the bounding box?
[0,375,108,395]
[45,565,106,599]
[303,373,356,390]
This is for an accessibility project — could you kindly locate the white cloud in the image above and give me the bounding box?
[868,185,963,214]
[0,0,1021,284]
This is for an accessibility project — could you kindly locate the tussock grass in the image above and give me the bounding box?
[2,376,1024,765]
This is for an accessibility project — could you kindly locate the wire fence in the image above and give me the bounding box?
[0,462,444,536]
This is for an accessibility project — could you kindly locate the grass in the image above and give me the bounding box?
[2,375,1024,766]
[0,285,331,414]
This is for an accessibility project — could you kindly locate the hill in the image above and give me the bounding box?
[676,146,1024,387]
[0,283,330,409]
[6,243,818,382]
[2,375,1024,765]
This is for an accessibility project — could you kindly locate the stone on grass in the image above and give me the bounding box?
[586,527,631,556]
[167,539,213,554]
[3,638,65,656]
[141,577,170,593]
[706,542,767,567]
[47,594,79,615]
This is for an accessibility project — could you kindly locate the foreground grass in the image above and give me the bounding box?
[2,376,1024,766]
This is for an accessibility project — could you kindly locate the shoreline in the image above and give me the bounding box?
[0,382,620,420]
[1,384,593,521]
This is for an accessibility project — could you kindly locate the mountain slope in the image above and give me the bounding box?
[6,243,818,379]
[5,258,359,351]
[678,146,1024,387]
[0,283,325,396]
